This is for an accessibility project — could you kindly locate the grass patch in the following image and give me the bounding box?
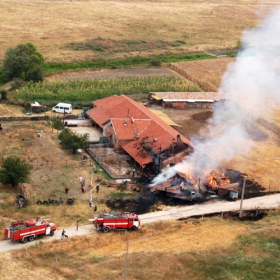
[63,37,187,53]
[41,53,214,74]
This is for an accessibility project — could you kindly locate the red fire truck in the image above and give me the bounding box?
[4,217,57,243]
[89,212,140,233]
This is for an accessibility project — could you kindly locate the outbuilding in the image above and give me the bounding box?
[149,92,226,109]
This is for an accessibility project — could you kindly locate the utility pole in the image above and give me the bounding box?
[239,176,247,218]
[124,241,129,280]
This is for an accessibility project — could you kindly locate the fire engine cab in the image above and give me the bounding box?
[4,217,57,243]
[89,212,140,233]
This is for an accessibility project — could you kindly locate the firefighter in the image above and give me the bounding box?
[61,229,66,239]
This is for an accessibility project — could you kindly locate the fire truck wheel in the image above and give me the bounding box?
[28,235,35,242]
[43,201,49,205]
[50,230,54,236]
[22,237,28,244]
[130,225,137,231]
[103,227,110,233]
[36,200,42,204]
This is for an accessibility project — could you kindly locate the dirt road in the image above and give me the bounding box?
[1,193,279,253]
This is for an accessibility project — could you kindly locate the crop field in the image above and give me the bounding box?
[0,0,278,63]
[12,76,199,105]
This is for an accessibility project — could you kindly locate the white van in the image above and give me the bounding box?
[52,103,72,114]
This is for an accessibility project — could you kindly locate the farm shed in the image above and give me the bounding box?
[30,101,47,113]
[149,92,226,109]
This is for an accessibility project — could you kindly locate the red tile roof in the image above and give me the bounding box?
[87,95,149,128]
[87,95,194,167]
[111,118,152,141]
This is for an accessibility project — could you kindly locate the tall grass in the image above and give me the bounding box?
[13,76,200,104]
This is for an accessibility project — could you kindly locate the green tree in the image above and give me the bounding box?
[58,128,90,154]
[0,156,31,187]
[47,113,64,133]
[3,42,44,82]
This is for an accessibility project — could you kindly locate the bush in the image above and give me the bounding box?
[150,59,161,67]
[11,78,24,90]
[0,89,7,100]
[26,67,44,82]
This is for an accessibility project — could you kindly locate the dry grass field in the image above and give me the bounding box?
[0,0,278,63]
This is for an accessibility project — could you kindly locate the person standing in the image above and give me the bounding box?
[96,184,100,194]
[94,205,98,211]
[61,229,66,239]
[88,198,92,207]
[81,184,85,193]
[65,185,69,195]
[79,176,83,185]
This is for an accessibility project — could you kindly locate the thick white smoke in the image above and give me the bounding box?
[151,6,280,185]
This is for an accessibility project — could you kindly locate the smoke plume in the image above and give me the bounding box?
[151,6,280,185]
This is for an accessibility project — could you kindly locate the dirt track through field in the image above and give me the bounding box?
[45,67,179,81]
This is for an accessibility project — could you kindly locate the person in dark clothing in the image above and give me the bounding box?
[61,229,66,239]
[81,185,85,193]
[65,185,69,194]
[96,184,100,193]
[94,205,97,211]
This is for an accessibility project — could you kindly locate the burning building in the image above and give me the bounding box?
[149,7,280,203]
[149,168,241,201]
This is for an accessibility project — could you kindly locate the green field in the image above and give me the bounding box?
[12,76,199,105]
